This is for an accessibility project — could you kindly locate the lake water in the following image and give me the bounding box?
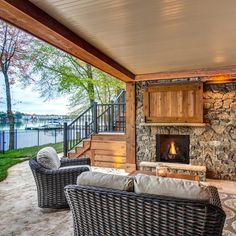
[0,120,71,152]
[0,119,69,130]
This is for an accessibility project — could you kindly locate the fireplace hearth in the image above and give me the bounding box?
[156,134,190,164]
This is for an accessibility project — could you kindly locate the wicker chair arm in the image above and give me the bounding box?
[206,185,223,209]
[60,157,91,167]
[43,166,90,175]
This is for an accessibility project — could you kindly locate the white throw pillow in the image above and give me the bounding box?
[36,147,60,170]
[134,174,209,200]
[77,171,134,192]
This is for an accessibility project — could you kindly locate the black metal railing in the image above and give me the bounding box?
[64,90,126,156]
[96,102,126,132]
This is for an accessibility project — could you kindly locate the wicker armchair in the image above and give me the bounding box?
[65,185,225,236]
[29,157,90,209]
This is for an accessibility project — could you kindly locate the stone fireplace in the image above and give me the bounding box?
[156,134,190,164]
[136,79,236,180]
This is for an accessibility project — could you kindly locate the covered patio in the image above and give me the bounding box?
[0,0,236,235]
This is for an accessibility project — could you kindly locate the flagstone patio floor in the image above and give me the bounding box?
[0,161,235,236]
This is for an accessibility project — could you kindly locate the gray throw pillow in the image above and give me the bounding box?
[77,171,134,192]
[36,147,60,170]
[134,174,209,200]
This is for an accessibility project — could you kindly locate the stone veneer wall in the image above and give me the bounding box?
[136,79,236,180]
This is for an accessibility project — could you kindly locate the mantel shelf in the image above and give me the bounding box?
[140,122,207,127]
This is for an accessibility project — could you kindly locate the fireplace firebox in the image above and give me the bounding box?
[156,134,190,164]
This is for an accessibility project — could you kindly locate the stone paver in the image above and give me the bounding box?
[0,161,73,236]
[0,161,127,236]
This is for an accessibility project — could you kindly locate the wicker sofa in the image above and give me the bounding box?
[65,184,225,236]
[29,157,90,208]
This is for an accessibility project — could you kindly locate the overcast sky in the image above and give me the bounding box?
[0,76,70,115]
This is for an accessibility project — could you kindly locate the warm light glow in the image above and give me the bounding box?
[157,167,168,177]
[169,142,177,155]
[158,169,166,176]
[114,156,123,164]
[211,75,231,81]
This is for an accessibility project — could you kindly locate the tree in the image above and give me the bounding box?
[0,20,33,149]
[0,112,7,122]
[14,111,24,120]
[27,41,124,113]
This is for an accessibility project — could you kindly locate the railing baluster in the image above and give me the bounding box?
[97,104,100,133]
[85,121,88,138]
[68,125,70,151]
[93,102,98,133]
[101,106,103,132]
[63,122,68,157]
[104,105,106,131]
[2,131,5,154]
[111,101,114,132]
[81,116,83,139]
[74,122,76,145]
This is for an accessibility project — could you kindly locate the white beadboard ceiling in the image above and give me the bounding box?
[30,0,236,74]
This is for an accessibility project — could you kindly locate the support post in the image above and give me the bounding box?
[126,82,136,171]
[63,122,68,157]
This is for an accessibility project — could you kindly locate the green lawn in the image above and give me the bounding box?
[0,143,63,182]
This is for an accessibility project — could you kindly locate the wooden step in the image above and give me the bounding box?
[68,139,91,158]
[115,120,125,124]
[118,112,126,116]
[68,150,77,158]
[92,134,126,142]
[117,116,125,121]
[91,140,126,151]
[75,141,90,157]
[94,149,126,157]
[68,133,130,171]
[94,155,126,164]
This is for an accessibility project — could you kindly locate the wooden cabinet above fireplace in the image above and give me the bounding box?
[143,82,203,123]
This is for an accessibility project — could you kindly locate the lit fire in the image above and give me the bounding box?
[169,142,177,155]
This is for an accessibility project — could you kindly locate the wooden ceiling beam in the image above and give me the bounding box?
[0,0,135,82]
[135,66,236,81]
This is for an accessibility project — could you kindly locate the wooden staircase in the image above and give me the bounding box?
[68,139,91,158]
[65,90,136,172]
[114,112,125,131]
[68,133,135,172]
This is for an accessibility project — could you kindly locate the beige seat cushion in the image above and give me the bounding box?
[134,174,209,200]
[77,171,134,192]
[36,147,60,170]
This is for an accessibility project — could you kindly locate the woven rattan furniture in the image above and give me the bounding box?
[65,185,225,236]
[29,157,90,208]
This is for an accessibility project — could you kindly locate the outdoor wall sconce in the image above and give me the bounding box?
[204,75,236,84]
